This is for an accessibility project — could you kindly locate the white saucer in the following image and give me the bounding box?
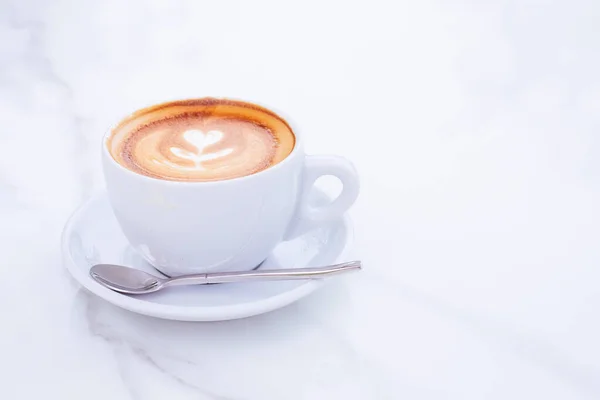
[62,190,353,321]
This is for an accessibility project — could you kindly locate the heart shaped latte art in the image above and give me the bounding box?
[168,129,234,170]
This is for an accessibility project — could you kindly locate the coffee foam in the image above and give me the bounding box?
[108,99,295,182]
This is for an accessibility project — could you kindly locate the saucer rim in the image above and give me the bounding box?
[61,191,354,321]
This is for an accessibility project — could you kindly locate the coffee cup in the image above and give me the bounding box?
[102,98,359,276]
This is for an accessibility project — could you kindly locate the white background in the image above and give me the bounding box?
[1,0,600,398]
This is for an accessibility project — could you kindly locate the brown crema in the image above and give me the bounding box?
[107,98,295,182]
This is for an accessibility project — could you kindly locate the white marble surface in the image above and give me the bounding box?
[1,0,600,398]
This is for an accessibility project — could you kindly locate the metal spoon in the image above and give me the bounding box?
[90,261,362,295]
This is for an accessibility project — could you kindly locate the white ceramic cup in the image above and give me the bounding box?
[102,99,360,277]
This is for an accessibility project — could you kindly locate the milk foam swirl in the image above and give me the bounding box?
[168,129,234,169]
[108,99,295,182]
[130,117,277,181]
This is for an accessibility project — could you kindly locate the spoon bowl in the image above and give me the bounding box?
[90,264,166,294]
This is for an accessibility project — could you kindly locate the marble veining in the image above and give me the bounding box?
[1,0,600,398]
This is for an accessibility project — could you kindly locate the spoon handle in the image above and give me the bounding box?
[165,261,361,286]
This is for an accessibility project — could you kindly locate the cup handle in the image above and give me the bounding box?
[284,155,360,240]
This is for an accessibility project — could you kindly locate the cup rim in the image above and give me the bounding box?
[102,97,304,186]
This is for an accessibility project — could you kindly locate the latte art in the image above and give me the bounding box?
[130,118,278,181]
[107,99,295,182]
[168,129,233,169]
